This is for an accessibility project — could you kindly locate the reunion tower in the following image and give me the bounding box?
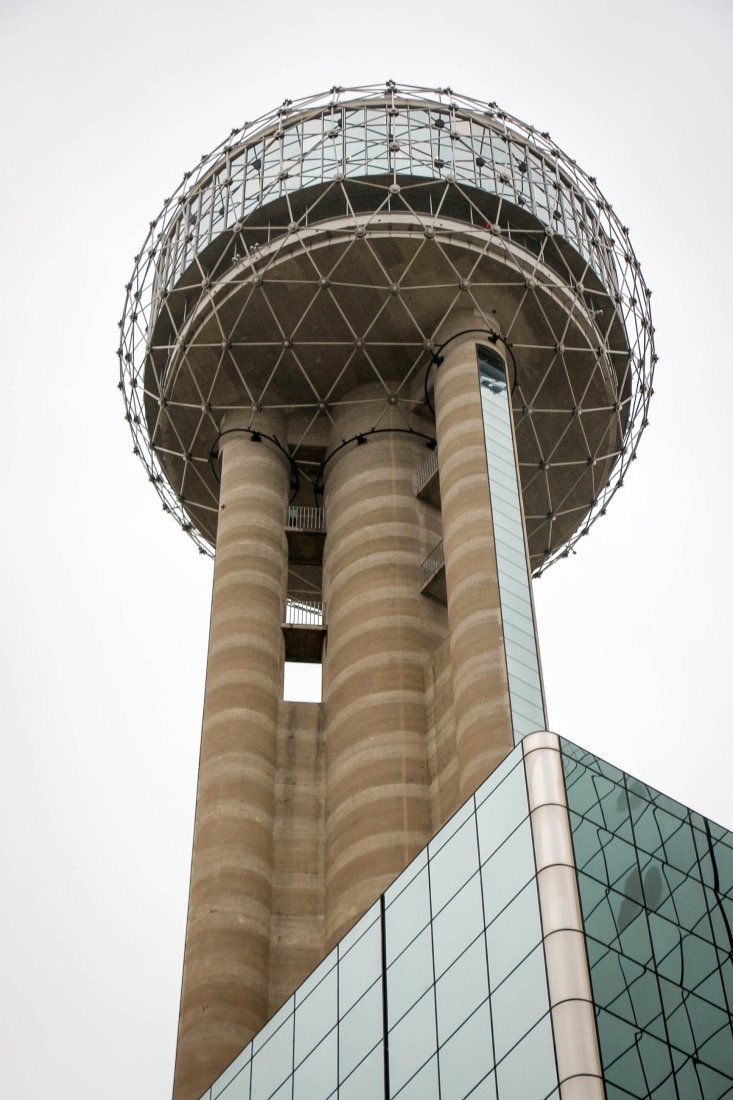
[119,83,677,1100]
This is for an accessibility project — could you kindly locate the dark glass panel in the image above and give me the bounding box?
[570,807,636,883]
[562,742,733,1098]
[579,877,655,968]
[694,1058,733,1099]
[599,1011,675,1096]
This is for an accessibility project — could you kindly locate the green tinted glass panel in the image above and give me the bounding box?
[562,740,733,1097]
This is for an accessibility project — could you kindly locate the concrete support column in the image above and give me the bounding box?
[173,416,290,1100]
[323,388,440,949]
[433,321,514,800]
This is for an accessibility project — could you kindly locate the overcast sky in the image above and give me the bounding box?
[1,1,731,1097]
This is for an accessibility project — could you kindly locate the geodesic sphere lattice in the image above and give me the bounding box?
[118,82,654,572]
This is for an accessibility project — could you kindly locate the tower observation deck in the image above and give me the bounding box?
[119,83,655,1100]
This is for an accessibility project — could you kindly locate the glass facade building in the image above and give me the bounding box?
[198,735,733,1100]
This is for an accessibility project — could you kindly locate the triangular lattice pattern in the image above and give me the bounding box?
[118,83,654,572]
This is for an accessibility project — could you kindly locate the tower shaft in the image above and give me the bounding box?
[322,396,443,950]
[434,330,516,797]
[118,83,658,1100]
[174,333,535,1100]
[174,425,289,1098]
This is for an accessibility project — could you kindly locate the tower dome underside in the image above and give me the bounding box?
[120,85,654,571]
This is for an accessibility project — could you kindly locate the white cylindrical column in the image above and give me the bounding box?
[173,415,290,1100]
[433,320,514,799]
[323,388,444,949]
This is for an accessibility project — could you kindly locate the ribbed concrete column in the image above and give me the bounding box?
[323,387,442,949]
[433,319,514,800]
[173,415,289,1100]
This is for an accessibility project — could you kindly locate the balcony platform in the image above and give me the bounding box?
[420,539,447,604]
[286,506,326,566]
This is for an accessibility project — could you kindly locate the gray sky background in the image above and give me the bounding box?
[1,1,731,1096]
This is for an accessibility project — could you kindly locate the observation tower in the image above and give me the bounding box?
[119,83,664,1100]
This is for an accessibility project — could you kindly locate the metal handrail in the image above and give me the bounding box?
[286,506,325,531]
[284,593,324,626]
[416,448,439,495]
[420,540,444,587]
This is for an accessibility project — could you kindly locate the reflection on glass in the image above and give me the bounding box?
[562,741,733,1099]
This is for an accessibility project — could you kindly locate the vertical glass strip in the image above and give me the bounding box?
[477,345,546,742]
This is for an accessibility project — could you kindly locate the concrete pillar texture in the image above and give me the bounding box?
[174,356,518,1098]
[174,420,290,1100]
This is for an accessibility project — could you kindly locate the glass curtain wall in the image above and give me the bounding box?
[195,734,733,1100]
[477,345,546,742]
[561,741,733,1100]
